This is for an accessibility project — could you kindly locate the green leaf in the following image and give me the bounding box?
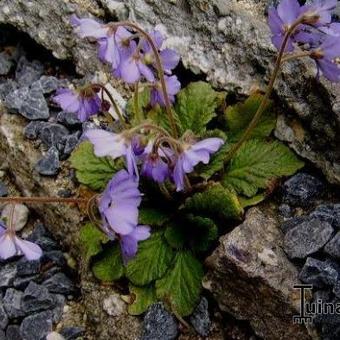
[156,251,203,316]
[164,222,185,249]
[139,207,170,227]
[128,284,157,315]
[92,244,125,282]
[148,106,182,135]
[126,232,174,286]
[70,141,121,191]
[225,93,276,142]
[79,223,109,261]
[175,81,218,134]
[185,183,243,220]
[239,193,266,208]
[223,139,304,197]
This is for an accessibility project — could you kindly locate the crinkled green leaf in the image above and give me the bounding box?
[126,232,174,286]
[79,223,109,261]
[70,141,121,191]
[139,207,170,227]
[223,139,304,197]
[175,81,218,134]
[148,106,182,135]
[185,183,243,220]
[128,284,157,315]
[92,244,124,282]
[239,193,266,208]
[225,93,276,142]
[156,251,203,316]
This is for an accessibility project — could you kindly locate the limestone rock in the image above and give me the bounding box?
[203,206,316,340]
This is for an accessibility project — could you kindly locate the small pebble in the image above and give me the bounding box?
[60,327,84,340]
[20,310,53,340]
[35,146,60,176]
[1,204,29,231]
[43,273,76,295]
[6,325,22,340]
[3,288,25,319]
[0,182,8,197]
[189,297,211,336]
[0,302,8,330]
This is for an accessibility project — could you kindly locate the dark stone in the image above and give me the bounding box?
[0,302,8,329]
[39,123,69,148]
[0,182,8,197]
[281,216,309,234]
[189,297,211,337]
[42,251,66,268]
[142,303,178,340]
[13,275,40,290]
[3,289,25,319]
[15,57,44,87]
[284,218,333,259]
[61,132,80,156]
[20,84,50,120]
[23,121,44,140]
[22,282,55,313]
[51,294,66,323]
[0,329,4,340]
[20,311,53,340]
[6,325,22,340]
[4,87,29,113]
[43,273,75,295]
[0,264,17,288]
[36,76,59,94]
[40,267,61,282]
[0,52,13,75]
[324,231,340,259]
[57,189,72,198]
[17,258,40,277]
[32,237,58,252]
[299,257,339,288]
[60,327,85,340]
[278,204,292,218]
[0,80,18,101]
[333,281,340,299]
[56,111,81,127]
[28,224,51,241]
[311,204,340,229]
[282,173,324,207]
[35,146,60,176]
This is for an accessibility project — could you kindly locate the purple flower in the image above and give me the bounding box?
[268,0,302,51]
[70,15,109,39]
[85,129,141,177]
[53,88,101,122]
[0,223,42,260]
[173,138,224,191]
[120,225,150,263]
[300,0,337,26]
[311,36,340,82]
[141,152,170,183]
[99,170,142,236]
[150,75,181,107]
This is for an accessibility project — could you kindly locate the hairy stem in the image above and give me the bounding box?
[224,18,304,163]
[116,22,179,138]
[129,122,171,137]
[281,50,313,63]
[0,196,88,204]
[134,81,144,123]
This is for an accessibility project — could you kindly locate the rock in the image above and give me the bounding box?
[284,218,333,259]
[15,56,44,87]
[0,80,18,101]
[102,295,126,317]
[22,282,55,313]
[60,132,80,157]
[324,231,340,259]
[17,258,41,276]
[23,121,44,140]
[56,111,81,127]
[0,302,8,330]
[35,146,60,176]
[43,273,75,295]
[204,207,313,340]
[0,329,5,340]
[278,204,292,218]
[0,264,17,288]
[0,52,13,75]
[4,86,29,113]
[39,123,69,148]
[46,332,65,340]
[51,294,65,323]
[282,173,324,207]
[311,204,340,229]
[299,257,339,288]
[0,182,8,197]
[13,275,40,290]
[42,251,66,268]
[20,310,53,340]
[142,303,178,340]
[60,327,84,340]
[36,76,59,94]
[281,216,309,234]
[3,288,25,319]
[6,325,22,340]
[189,297,211,337]
[1,204,29,232]
[28,235,58,251]
[333,281,340,299]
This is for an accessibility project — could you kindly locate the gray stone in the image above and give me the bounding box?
[17,258,41,276]
[6,325,22,340]
[142,303,178,340]
[39,123,69,148]
[1,204,29,232]
[60,327,84,340]
[60,132,80,156]
[0,182,8,197]
[284,218,333,259]
[56,111,81,127]
[299,257,339,288]
[278,204,292,218]
[22,282,55,313]
[0,302,8,330]
[13,275,40,290]
[15,56,44,87]
[0,264,17,288]
[282,173,324,207]
[51,294,66,323]
[35,146,60,176]
[28,235,58,252]
[0,329,4,340]
[20,311,53,340]
[0,80,18,101]
[0,52,13,75]
[43,273,75,295]
[37,76,59,94]
[189,297,211,337]
[24,121,44,140]
[324,232,340,259]
[281,216,309,234]
[333,281,340,299]
[3,288,25,319]
[311,204,340,229]
[42,251,66,268]
[4,87,29,113]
